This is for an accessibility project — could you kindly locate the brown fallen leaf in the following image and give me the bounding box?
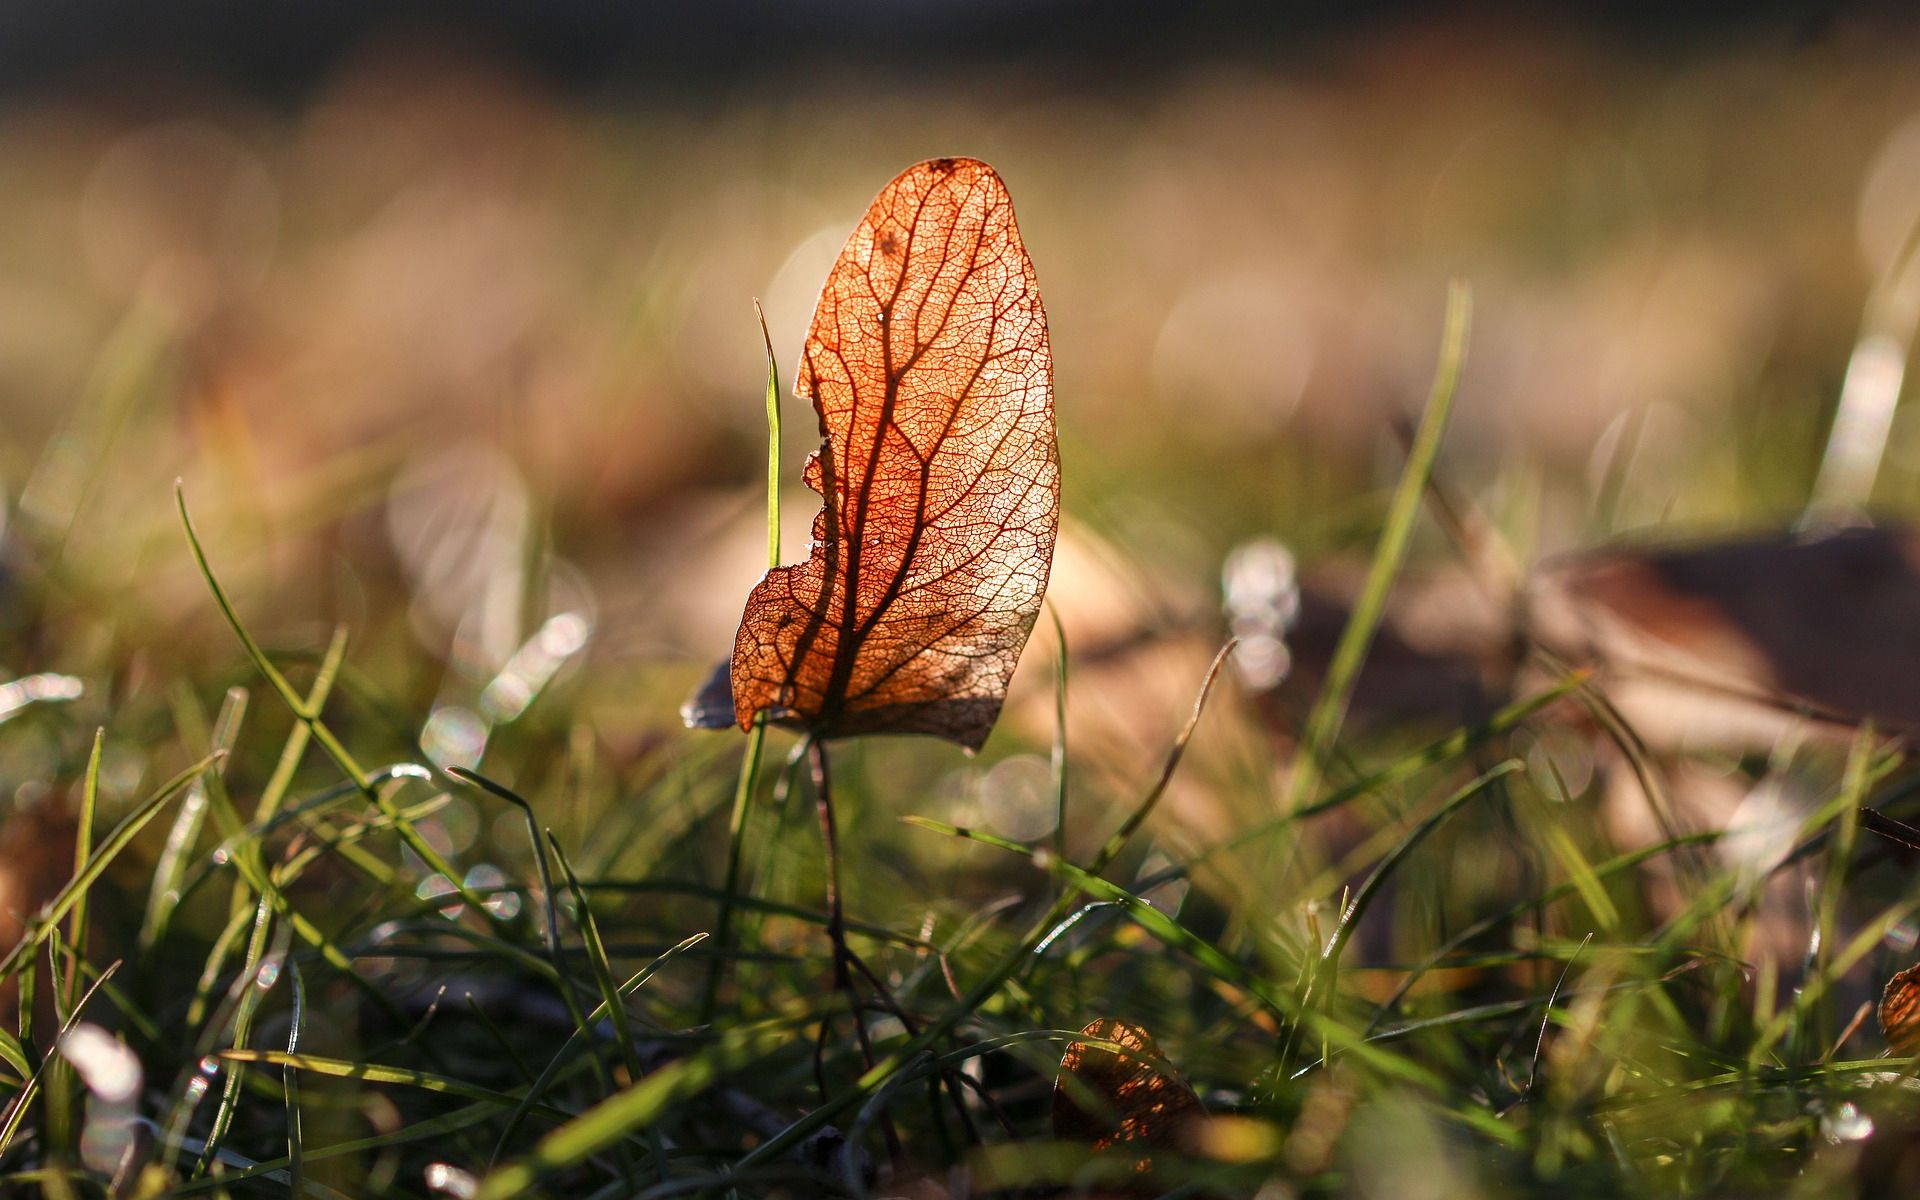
[1054,1017,1206,1160]
[727,156,1059,750]
[1529,523,1920,744]
[1882,963,1920,1056]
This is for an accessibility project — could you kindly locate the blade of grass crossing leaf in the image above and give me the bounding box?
[1281,281,1471,814]
[757,298,781,568]
[703,309,782,1024]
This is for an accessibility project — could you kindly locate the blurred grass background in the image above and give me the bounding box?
[6,7,1920,823]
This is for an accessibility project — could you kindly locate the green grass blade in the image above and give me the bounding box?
[1090,641,1234,874]
[701,719,767,1024]
[545,831,646,1081]
[757,297,782,568]
[702,305,783,1023]
[143,686,247,953]
[217,1051,574,1124]
[64,730,102,1014]
[737,644,1237,1169]
[175,485,497,919]
[475,1018,797,1200]
[165,1101,503,1195]
[0,962,118,1158]
[491,932,707,1164]
[1363,831,1723,1034]
[1281,281,1471,814]
[193,912,287,1175]
[1322,761,1522,974]
[283,963,306,1197]
[43,730,104,1161]
[1172,672,1584,882]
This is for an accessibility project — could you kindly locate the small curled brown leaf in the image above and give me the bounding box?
[1053,1017,1205,1160]
[728,157,1059,751]
[1882,963,1920,1056]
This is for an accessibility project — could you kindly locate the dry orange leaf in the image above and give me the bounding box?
[1053,1017,1205,1157]
[728,157,1059,749]
[1882,963,1920,1056]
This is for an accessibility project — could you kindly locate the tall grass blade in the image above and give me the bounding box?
[1281,281,1471,814]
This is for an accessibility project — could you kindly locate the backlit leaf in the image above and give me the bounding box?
[728,157,1059,750]
[1881,963,1920,1056]
[1053,1017,1204,1159]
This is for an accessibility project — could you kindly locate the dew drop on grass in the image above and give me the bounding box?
[980,753,1055,843]
[59,1024,140,1105]
[0,672,84,724]
[417,873,462,920]
[1822,1101,1874,1144]
[183,1054,221,1107]
[1222,537,1299,691]
[60,1024,142,1174]
[425,1162,478,1198]
[422,705,487,771]
[464,863,520,920]
[1889,918,1919,954]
